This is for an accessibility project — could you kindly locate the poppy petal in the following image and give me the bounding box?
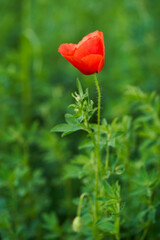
[99,32,105,56]
[77,30,102,47]
[81,54,102,75]
[97,56,105,73]
[74,37,104,59]
[58,43,76,56]
[63,55,83,72]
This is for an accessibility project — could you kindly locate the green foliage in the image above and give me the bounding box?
[52,81,160,240]
[0,0,160,239]
[52,78,97,137]
[42,212,61,239]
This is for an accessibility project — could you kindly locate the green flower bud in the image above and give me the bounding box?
[72,216,83,232]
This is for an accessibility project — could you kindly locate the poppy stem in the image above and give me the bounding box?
[77,193,93,217]
[93,73,101,238]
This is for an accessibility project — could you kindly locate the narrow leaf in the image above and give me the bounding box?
[76,78,83,97]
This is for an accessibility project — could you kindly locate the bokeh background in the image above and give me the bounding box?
[0,0,160,239]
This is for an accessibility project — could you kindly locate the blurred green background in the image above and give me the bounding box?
[0,0,160,239]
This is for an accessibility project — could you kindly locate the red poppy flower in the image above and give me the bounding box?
[58,30,105,75]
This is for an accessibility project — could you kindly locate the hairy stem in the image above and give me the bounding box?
[93,73,101,239]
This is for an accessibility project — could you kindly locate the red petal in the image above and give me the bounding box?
[99,32,105,57]
[63,55,83,72]
[58,43,76,56]
[77,30,102,47]
[74,37,104,59]
[98,56,105,73]
[81,54,103,75]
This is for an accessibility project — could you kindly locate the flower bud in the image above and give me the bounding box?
[72,216,83,232]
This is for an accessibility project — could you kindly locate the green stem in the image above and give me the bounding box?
[94,73,101,159]
[93,73,101,239]
[77,193,92,217]
[115,202,120,240]
[105,141,109,173]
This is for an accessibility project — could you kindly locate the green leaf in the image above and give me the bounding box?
[114,131,124,138]
[51,124,73,132]
[42,212,59,230]
[96,218,115,232]
[148,208,156,223]
[125,85,146,101]
[79,139,94,149]
[65,114,78,125]
[76,78,83,97]
[79,138,106,150]
[63,164,81,179]
[108,138,115,147]
[51,123,83,136]
[71,154,89,165]
[136,209,149,221]
[103,180,115,198]
[90,124,107,134]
